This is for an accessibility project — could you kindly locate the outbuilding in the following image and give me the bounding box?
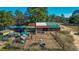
[36,22,60,32]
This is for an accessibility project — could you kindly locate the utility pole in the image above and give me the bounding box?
[34,13,38,41]
[36,18,37,34]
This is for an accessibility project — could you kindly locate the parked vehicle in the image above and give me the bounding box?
[39,39,46,48]
[0,30,14,41]
[74,32,79,35]
[20,32,29,40]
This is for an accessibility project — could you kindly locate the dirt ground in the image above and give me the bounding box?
[59,23,79,50]
[24,32,62,51]
[23,23,79,51]
[0,23,79,51]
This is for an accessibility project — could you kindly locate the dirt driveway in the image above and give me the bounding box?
[24,32,62,50]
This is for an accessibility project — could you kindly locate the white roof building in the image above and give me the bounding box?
[36,22,47,26]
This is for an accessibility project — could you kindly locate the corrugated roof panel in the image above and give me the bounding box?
[36,22,47,26]
[10,26,26,28]
[47,22,58,25]
[49,25,60,29]
[25,26,36,28]
[47,22,60,28]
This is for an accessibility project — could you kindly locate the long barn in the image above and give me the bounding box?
[9,22,60,33]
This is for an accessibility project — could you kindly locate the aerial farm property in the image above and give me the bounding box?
[0,7,79,51]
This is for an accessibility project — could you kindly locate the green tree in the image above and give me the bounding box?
[48,14,56,22]
[4,11,15,26]
[15,10,24,25]
[69,14,79,24]
[0,10,15,30]
[27,7,48,22]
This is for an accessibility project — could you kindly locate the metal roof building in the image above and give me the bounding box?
[36,22,60,29]
[9,22,60,29]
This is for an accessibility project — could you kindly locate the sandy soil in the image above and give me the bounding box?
[60,23,79,50]
[24,32,62,50]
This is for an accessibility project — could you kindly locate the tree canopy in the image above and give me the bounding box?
[27,7,48,22]
[0,7,79,28]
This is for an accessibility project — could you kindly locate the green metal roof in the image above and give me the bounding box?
[10,26,35,29]
[47,22,60,29]
[10,26,26,28]
[10,22,60,29]
[25,26,36,28]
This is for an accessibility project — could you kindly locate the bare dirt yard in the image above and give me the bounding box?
[59,23,79,50]
[23,23,79,51]
[24,32,62,51]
